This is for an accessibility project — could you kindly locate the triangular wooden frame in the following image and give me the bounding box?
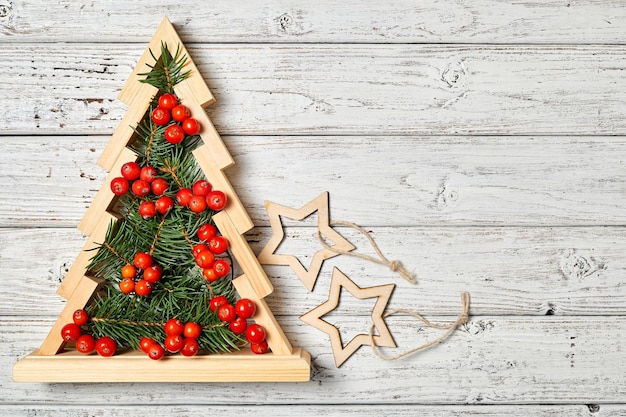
[13,17,310,383]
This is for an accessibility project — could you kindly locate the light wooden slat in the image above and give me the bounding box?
[2,136,624,228]
[175,81,234,169]
[37,276,102,355]
[97,82,157,171]
[2,226,625,317]
[212,212,273,298]
[57,211,120,299]
[1,1,625,44]
[0,404,621,417]
[3,45,626,135]
[233,274,292,355]
[14,348,310,382]
[194,145,254,232]
[6,316,626,403]
[78,147,138,235]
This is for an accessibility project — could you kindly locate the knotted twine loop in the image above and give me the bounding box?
[317,220,416,285]
[369,292,470,361]
[317,219,470,361]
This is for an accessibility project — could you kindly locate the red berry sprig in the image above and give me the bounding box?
[140,337,165,360]
[176,179,228,214]
[209,297,269,354]
[60,309,119,357]
[193,224,231,282]
[246,324,269,354]
[151,93,202,145]
[139,318,203,360]
[111,162,176,219]
[118,252,162,297]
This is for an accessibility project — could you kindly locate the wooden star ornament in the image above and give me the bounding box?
[258,192,355,292]
[300,267,396,367]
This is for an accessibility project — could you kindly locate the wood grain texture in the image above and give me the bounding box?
[4,317,626,404]
[0,1,624,44]
[1,0,625,413]
[3,45,626,135]
[14,348,310,382]
[1,226,624,317]
[0,404,622,417]
[1,136,624,227]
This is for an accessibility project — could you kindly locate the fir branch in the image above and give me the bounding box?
[91,317,228,331]
[148,215,167,256]
[138,42,191,93]
[103,242,130,265]
[91,317,164,328]
[130,111,166,166]
[180,227,195,250]
[87,273,244,353]
[161,158,184,189]
[144,123,159,162]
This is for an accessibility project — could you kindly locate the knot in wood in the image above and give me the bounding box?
[277,13,293,31]
[309,100,334,114]
[559,249,605,281]
[0,0,15,22]
[441,61,466,89]
[435,181,460,209]
[464,319,494,335]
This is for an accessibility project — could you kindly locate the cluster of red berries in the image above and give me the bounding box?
[151,93,200,145]
[111,170,227,217]
[176,178,227,214]
[110,162,174,219]
[60,309,117,357]
[118,251,160,297]
[59,303,268,358]
[209,296,269,354]
[192,223,231,282]
[139,319,202,360]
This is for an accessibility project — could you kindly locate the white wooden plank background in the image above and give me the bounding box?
[3,45,626,135]
[1,1,624,44]
[1,1,625,416]
[2,227,624,317]
[2,136,624,227]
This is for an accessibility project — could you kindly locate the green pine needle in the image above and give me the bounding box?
[138,42,191,93]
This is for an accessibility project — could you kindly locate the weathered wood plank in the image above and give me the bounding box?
[0,1,624,44]
[3,45,626,135]
[4,316,626,403]
[1,136,624,227]
[2,226,624,317]
[0,404,621,417]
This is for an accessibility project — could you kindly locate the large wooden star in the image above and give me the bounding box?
[258,192,355,292]
[300,268,396,367]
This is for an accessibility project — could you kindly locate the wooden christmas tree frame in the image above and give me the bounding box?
[13,17,310,383]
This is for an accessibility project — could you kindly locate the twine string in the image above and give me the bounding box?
[369,292,470,361]
[317,220,416,284]
[316,218,470,361]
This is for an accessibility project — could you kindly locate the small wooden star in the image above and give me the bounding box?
[300,267,396,367]
[258,192,355,292]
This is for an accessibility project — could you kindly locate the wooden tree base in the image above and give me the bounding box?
[13,348,311,383]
